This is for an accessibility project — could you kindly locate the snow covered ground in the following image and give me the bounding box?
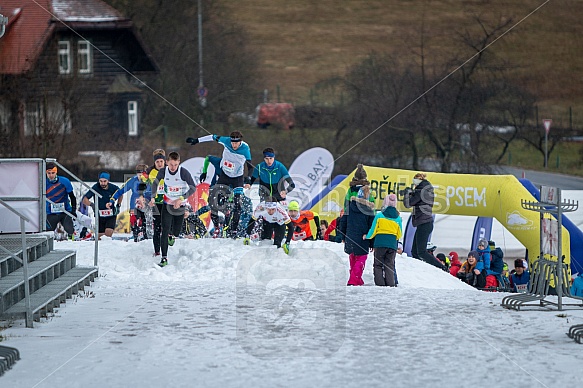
[1,236,583,388]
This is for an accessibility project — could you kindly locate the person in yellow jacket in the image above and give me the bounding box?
[366,194,402,287]
[287,200,322,241]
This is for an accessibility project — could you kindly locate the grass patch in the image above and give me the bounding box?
[502,139,583,176]
[221,0,583,119]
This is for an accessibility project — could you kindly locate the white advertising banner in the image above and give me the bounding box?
[181,157,216,185]
[0,160,43,233]
[286,147,334,209]
[542,217,559,257]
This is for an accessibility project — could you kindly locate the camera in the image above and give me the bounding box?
[398,186,413,197]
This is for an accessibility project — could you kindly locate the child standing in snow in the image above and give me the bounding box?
[366,193,402,287]
[339,165,375,286]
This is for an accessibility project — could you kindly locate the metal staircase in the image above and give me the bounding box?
[0,234,97,323]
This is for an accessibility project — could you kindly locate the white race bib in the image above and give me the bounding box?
[222,159,235,174]
[516,284,528,293]
[99,209,114,217]
[293,231,307,241]
[50,203,65,213]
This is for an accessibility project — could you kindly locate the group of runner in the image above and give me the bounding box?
[45,131,323,267]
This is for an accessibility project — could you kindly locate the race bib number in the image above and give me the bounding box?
[99,209,114,217]
[168,186,181,193]
[50,203,65,213]
[293,231,307,241]
[222,160,235,174]
[516,284,528,293]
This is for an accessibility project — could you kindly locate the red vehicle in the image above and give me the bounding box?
[256,103,295,129]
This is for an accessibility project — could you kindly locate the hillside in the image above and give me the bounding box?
[221,0,583,123]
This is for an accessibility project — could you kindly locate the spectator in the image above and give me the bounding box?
[344,164,374,210]
[324,210,344,243]
[45,162,76,239]
[319,220,329,240]
[510,258,530,293]
[82,172,121,240]
[476,238,493,287]
[366,193,402,287]
[243,197,294,252]
[249,147,295,202]
[150,152,197,267]
[456,251,486,288]
[403,172,445,270]
[288,200,321,241]
[436,253,450,272]
[448,251,462,277]
[339,181,375,286]
[486,240,506,288]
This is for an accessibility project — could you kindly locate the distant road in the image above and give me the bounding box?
[497,166,583,190]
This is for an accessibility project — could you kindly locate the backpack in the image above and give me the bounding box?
[571,275,583,297]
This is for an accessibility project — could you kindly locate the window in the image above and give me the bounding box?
[128,101,138,136]
[23,99,71,136]
[47,98,71,134]
[24,102,41,136]
[58,41,71,74]
[78,40,92,74]
[0,100,12,133]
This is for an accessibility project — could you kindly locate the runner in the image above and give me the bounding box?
[45,162,76,239]
[186,131,253,238]
[82,172,121,240]
[150,152,197,267]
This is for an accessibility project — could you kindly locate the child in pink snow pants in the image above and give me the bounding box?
[338,164,375,286]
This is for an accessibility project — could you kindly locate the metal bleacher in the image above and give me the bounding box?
[0,234,97,322]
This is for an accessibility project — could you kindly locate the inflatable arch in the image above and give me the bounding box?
[309,166,572,268]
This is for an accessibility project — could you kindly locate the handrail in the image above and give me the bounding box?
[45,158,101,266]
[0,198,34,328]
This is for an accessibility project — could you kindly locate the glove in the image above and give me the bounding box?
[243,237,250,246]
[282,243,290,255]
[199,172,207,182]
[186,137,199,145]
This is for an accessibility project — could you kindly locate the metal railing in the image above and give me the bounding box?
[0,198,33,328]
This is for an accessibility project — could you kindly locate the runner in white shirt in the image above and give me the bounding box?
[243,197,294,253]
[186,130,253,238]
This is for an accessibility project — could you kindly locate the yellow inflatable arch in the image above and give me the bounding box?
[311,166,570,265]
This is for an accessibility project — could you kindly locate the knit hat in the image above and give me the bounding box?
[448,251,459,262]
[468,250,479,259]
[288,201,300,211]
[478,239,488,248]
[514,259,525,268]
[350,164,369,186]
[383,193,398,208]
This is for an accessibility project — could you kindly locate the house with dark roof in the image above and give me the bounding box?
[0,0,157,170]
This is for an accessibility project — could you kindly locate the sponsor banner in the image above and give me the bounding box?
[287,147,334,209]
[310,165,571,266]
[471,217,493,249]
[181,157,216,185]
